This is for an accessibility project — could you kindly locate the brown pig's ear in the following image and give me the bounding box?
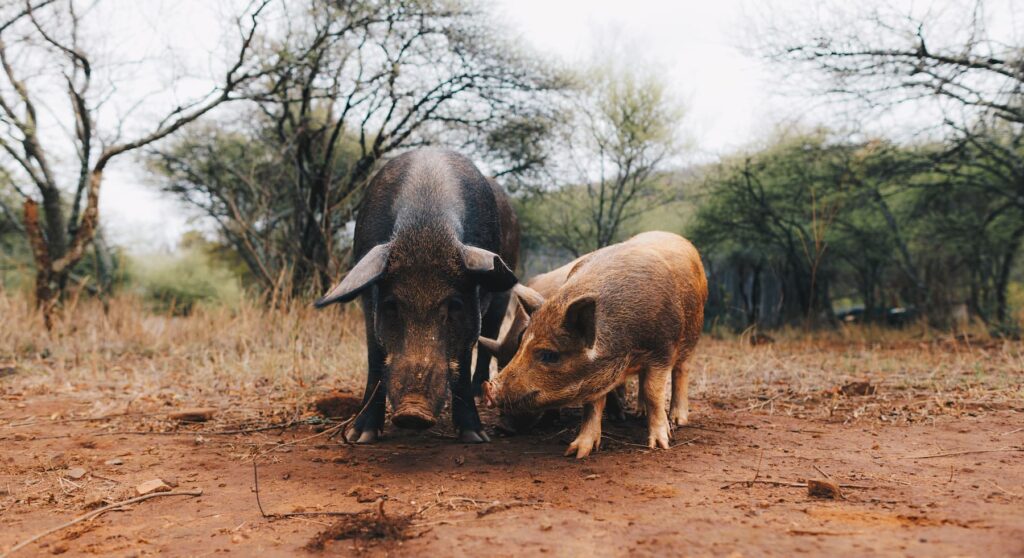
[477,336,502,354]
[513,284,545,315]
[463,245,518,292]
[563,296,597,348]
[315,243,390,308]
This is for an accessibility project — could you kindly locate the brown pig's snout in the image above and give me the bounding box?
[487,377,540,411]
[391,394,437,430]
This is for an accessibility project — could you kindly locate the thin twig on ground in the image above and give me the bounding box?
[720,479,872,490]
[901,446,1022,459]
[1,490,202,558]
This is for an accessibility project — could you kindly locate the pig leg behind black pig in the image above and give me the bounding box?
[452,347,490,443]
[345,297,388,444]
[472,290,510,398]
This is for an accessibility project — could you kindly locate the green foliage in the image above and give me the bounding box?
[690,128,1024,331]
[128,240,242,316]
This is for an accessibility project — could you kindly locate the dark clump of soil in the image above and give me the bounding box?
[314,390,362,419]
[839,380,876,396]
[305,501,413,551]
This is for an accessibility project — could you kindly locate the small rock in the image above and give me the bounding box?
[136,479,172,496]
[0,365,17,379]
[65,467,87,480]
[105,458,124,466]
[807,479,842,499]
[540,521,553,531]
[584,474,599,480]
[168,408,218,423]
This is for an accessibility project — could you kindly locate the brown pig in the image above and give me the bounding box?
[480,256,628,424]
[484,231,707,458]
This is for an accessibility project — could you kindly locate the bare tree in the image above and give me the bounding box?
[529,58,684,255]
[759,0,1024,325]
[0,0,273,326]
[150,0,564,294]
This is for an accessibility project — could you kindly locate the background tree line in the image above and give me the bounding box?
[1,0,1021,333]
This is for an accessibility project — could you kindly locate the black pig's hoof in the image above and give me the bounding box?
[345,427,381,444]
[458,429,491,443]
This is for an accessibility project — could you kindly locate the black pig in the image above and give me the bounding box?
[316,148,519,443]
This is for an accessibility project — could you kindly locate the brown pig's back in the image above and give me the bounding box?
[527,259,579,298]
[556,232,707,362]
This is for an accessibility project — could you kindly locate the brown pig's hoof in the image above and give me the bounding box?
[458,429,491,443]
[647,423,671,450]
[345,427,381,444]
[669,408,689,427]
[565,433,601,459]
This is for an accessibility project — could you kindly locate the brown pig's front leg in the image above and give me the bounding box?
[565,396,606,459]
[642,365,672,449]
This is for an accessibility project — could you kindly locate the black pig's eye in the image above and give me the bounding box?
[447,296,464,313]
[536,349,560,364]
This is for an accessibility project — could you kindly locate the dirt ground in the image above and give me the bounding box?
[2,382,1022,557]
[1,297,1022,556]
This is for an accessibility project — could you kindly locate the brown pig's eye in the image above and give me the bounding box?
[536,349,560,364]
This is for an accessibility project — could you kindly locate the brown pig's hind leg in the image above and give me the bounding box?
[565,396,606,459]
[641,365,672,450]
[669,358,690,427]
[604,385,627,422]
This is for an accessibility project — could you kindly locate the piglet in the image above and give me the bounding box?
[485,231,707,458]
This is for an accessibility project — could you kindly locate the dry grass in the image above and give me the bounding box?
[1,291,1021,427]
[0,291,367,425]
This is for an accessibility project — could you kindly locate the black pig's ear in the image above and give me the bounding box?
[463,245,518,292]
[513,284,545,315]
[563,296,596,348]
[315,243,390,308]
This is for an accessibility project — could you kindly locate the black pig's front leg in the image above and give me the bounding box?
[452,347,489,443]
[346,298,387,443]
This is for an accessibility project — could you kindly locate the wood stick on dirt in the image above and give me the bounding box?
[787,528,864,536]
[252,455,358,520]
[720,479,872,490]
[901,446,1023,459]
[1,490,203,558]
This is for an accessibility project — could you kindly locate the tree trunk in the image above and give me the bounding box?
[23,200,57,329]
[995,225,1024,326]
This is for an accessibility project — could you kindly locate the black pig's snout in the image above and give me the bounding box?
[391,394,437,430]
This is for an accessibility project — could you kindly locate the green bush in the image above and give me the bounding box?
[129,247,242,315]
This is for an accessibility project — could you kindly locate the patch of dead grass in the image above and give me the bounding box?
[1,292,1021,430]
